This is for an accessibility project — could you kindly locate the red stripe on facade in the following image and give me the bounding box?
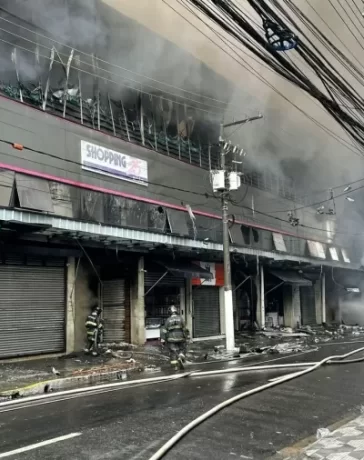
[0,160,316,241]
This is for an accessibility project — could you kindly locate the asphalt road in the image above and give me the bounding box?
[1,341,364,460]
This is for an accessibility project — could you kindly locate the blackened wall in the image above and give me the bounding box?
[0,95,334,243]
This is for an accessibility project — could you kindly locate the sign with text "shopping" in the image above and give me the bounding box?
[81,140,148,186]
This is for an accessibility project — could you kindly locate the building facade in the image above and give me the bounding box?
[0,0,361,358]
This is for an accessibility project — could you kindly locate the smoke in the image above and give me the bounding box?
[2,0,364,255]
[2,0,106,49]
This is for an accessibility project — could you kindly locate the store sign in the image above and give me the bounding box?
[81,140,148,186]
[192,262,224,286]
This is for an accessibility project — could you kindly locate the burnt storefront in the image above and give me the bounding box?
[0,250,66,358]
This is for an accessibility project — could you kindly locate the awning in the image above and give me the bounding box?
[156,261,213,279]
[270,270,312,286]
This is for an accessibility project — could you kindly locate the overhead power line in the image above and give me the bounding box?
[163,0,364,158]
[179,0,364,157]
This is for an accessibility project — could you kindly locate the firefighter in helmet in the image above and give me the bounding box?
[161,305,188,370]
[84,305,103,356]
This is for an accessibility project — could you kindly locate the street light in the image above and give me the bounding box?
[218,114,263,351]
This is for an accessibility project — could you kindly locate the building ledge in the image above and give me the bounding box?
[0,208,358,271]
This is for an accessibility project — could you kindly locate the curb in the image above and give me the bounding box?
[0,363,143,399]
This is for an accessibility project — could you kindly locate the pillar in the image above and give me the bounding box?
[219,286,226,335]
[255,261,265,328]
[130,256,145,345]
[283,285,294,328]
[186,279,193,339]
[321,272,326,324]
[66,256,76,354]
[314,281,322,325]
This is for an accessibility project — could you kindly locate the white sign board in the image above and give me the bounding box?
[329,247,339,261]
[81,140,148,186]
[315,242,326,259]
[273,233,287,252]
[308,240,326,259]
[342,249,351,263]
[307,240,318,258]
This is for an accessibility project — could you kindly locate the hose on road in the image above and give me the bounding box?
[148,346,364,460]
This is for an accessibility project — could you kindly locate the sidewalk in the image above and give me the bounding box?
[284,415,364,459]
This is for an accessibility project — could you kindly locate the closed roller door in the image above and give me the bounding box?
[145,272,185,287]
[193,287,220,338]
[0,264,65,358]
[102,280,130,343]
[300,286,316,325]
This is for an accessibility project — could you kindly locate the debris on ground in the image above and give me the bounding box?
[316,428,331,439]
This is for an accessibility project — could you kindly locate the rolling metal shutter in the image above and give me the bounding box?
[300,286,317,326]
[0,258,66,358]
[193,287,220,338]
[145,272,185,287]
[102,280,130,344]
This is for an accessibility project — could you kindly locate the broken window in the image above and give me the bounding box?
[15,174,54,213]
[241,225,251,245]
[165,209,189,236]
[49,182,73,218]
[149,206,167,232]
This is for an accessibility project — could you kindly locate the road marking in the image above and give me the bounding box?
[0,433,82,458]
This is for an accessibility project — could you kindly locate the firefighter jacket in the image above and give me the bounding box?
[161,313,187,343]
[85,312,103,336]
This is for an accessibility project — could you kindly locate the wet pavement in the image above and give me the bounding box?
[0,341,364,459]
[0,333,321,395]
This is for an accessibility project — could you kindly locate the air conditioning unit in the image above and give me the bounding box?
[211,170,225,192]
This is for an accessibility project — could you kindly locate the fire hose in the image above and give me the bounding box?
[147,346,364,460]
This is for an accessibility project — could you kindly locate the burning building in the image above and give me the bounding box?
[0,0,359,358]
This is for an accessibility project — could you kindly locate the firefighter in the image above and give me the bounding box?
[161,305,188,370]
[84,306,103,356]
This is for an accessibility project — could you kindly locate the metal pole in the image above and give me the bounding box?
[220,123,235,351]
[233,276,251,293]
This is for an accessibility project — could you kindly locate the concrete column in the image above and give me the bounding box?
[314,281,322,325]
[66,257,76,354]
[180,285,186,319]
[130,256,145,346]
[219,286,226,335]
[283,285,294,328]
[255,271,261,327]
[186,279,193,339]
[292,286,301,327]
[256,263,265,328]
[321,273,326,324]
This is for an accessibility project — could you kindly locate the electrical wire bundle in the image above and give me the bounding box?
[184,0,364,155]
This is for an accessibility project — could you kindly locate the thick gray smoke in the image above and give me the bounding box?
[2,0,364,254]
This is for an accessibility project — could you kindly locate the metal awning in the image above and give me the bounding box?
[156,261,213,279]
[270,270,312,286]
[0,209,359,270]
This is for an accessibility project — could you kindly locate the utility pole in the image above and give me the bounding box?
[220,122,235,351]
[216,115,263,351]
